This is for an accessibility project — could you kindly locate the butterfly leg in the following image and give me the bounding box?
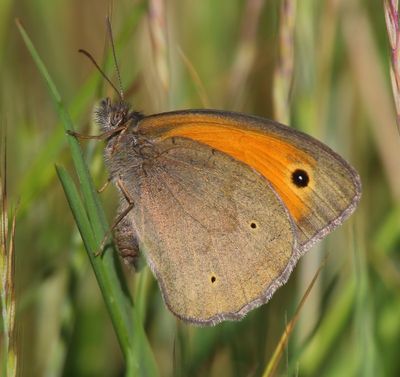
[67,124,127,141]
[97,177,111,193]
[95,178,135,256]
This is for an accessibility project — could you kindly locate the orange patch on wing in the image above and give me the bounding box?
[160,124,316,221]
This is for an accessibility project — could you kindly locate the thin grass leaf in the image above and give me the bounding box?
[298,278,355,375]
[16,3,146,217]
[56,165,159,376]
[353,226,381,376]
[0,128,17,377]
[148,0,170,95]
[228,0,266,109]
[177,47,211,108]
[262,255,327,377]
[384,0,400,131]
[17,20,159,377]
[273,0,296,124]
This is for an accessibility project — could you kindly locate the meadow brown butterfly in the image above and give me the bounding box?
[74,21,361,325]
[93,98,361,325]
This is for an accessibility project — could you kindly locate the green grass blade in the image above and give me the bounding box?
[16,19,102,226]
[18,20,159,377]
[16,3,146,218]
[56,165,159,376]
[55,166,135,371]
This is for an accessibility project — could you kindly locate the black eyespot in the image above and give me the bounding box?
[250,222,257,229]
[292,169,309,188]
[211,276,216,283]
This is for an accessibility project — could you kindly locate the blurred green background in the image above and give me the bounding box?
[1,0,399,376]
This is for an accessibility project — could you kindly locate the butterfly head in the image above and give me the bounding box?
[95,98,143,135]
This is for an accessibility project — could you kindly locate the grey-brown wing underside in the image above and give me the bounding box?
[121,138,298,325]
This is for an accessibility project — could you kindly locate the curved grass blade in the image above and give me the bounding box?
[262,256,327,377]
[17,19,159,377]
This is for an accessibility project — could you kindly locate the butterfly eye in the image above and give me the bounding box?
[112,112,124,126]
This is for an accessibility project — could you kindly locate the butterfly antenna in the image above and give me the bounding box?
[78,49,121,99]
[106,16,124,100]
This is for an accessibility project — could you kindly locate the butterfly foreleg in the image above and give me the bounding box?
[97,177,111,193]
